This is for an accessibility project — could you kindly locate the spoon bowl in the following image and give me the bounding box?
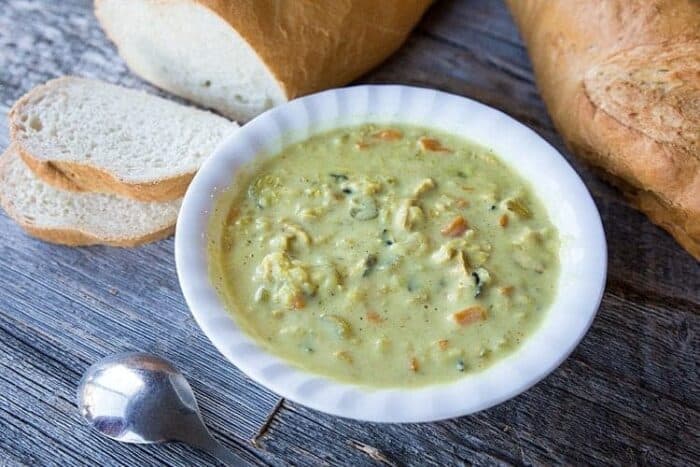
[78,352,242,464]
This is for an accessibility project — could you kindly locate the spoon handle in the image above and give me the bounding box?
[186,428,246,466]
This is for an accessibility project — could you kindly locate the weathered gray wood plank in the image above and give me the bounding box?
[0,215,280,466]
[0,0,698,466]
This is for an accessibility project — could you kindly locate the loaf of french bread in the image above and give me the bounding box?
[507,0,699,259]
[95,0,433,121]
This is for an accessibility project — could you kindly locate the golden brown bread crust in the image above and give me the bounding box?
[15,223,175,248]
[16,144,194,202]
[0,148,176,247]
[507,0,700,259]
[197,0,433,99]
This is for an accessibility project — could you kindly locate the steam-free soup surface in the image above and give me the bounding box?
[210,124,559,387]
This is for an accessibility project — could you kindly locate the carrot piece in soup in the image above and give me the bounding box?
[441,215,468,237]
[499,286,514,297]
[291,294,306,310]
[374,129,403,141]
[449,306,487,326]
[366,310,383,324]
[418,137,452,153]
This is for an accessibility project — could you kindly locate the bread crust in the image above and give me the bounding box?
[8,76,230,202]
[17,144,194,202]
[95,0,432,103]
[507,0,700,259]
[0,147,176,247]
[13,223,175,248]
[197,0,433,99]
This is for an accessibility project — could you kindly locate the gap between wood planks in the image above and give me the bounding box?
[347,439,397,466]
[251,397,285,447]
[250,398,398,465]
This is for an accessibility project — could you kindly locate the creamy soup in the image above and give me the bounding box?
[209,124,559,387]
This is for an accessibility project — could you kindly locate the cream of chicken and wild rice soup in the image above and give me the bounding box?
[209,124,559,387]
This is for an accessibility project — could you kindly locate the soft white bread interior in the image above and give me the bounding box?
[95,0,433,121]
[95,0,286,122]
[0,145,181,247]
[10,76,237,201]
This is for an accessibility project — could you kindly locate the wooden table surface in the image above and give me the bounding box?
[1,1,698,465]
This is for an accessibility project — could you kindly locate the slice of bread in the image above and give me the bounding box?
[0,145,180,247]
[9,77,237,202]
[94,0,432,122]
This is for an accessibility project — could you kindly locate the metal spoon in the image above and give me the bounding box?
[77,352,244,465]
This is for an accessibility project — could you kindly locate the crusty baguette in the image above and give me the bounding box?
[9,77,237,201]
[507,0,700,259]
[95,0,432,121]
[0,145,180,247]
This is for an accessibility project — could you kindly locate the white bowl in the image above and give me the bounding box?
[175,85,607,423]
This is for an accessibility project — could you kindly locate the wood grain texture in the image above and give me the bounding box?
[0,0,698,466]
